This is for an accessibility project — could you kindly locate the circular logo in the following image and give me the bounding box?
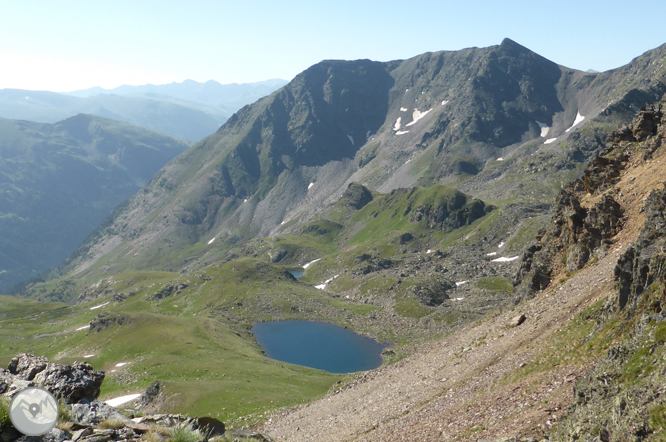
[9,388,59,436]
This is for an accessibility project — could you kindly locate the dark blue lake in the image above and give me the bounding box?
[252,320,384,373]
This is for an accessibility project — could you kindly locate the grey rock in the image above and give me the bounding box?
[71,428,93,442]
[509,314,526,327]
[3,355,104,404]
[71,400,129,426]
[15,428,70,442]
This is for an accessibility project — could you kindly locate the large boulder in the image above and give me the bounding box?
[3,354,104,404]
[70,400,128,426]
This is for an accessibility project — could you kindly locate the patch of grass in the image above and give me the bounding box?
[477,277,513,295]
[650,404,666,434]
[58,399,72,424]
[0,396,10,428]
[99,419,127,430]
[167,424,204,442]
[622,346,655,384]
[656,322,666,344]
[394,297,432,319]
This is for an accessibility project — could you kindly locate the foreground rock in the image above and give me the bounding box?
[1,354,104,403]
[0,355,278,442]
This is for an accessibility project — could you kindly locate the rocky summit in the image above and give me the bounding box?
[2,40,666,442]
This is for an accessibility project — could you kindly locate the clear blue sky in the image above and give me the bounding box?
[1,0,665,92]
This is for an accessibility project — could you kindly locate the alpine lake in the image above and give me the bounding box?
[252,320,385,374]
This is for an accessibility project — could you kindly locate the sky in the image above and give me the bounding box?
[1,0,665,92]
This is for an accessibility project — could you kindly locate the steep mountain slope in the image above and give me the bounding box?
[60,39,666,284]
[0,114,190,291]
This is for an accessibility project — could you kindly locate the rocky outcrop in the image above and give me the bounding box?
[0,356,239,442]
[148,282,188,301]
[411,279,455,306]
[615,187,666,311]
[88,314,131,334]
[409,193,490,231]
[342,183,373,210]
[516,190,624,296]
[1,354,104,403]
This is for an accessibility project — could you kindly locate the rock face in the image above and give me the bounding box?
[615,187,666,311]
[2,354,104,403]
[516,189,624,296]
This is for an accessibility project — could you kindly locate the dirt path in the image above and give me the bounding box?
[261,244,627,441]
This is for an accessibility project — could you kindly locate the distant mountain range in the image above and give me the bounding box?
[0,114,190,290]
[0,79,287,141]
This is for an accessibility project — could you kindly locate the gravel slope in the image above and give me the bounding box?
[261,244,628,441]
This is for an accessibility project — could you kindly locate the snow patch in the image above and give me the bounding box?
[105,394,142,408]
[90,302,109,310]
[393,117,402,131]
[406,108,432,126]
[544,138,557,144]
[396,130,409,135]
[496,157,504,162]
[84,354,95,358]
[280,221,286,225]
[76,325,90,331]
[491,256,520,263]
[486,252,498,256]
[455,280,468,287]
[426,249,434,254]
[536,121,550,137]
[314,284,327,290]
[207,237,216,245]
[308,182,314,190]
[347,134,354,145]
[243,199,247,203]
[303,258,321,269]
[115,362,129,367]
[400,107,408,112]
[498,242,505,248]
[405,89,409,92]
[453,297,464,301]
[441,100,449,106]
[566,111,585,132]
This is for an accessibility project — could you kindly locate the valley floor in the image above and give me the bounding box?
[261,242,631,441]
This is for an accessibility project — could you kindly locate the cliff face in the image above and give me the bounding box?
[516,100,665,299]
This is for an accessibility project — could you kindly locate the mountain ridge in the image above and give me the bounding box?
[54,39,666,283]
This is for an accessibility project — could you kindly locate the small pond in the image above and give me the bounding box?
[252,320,384,373]
[286,268,304,279]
